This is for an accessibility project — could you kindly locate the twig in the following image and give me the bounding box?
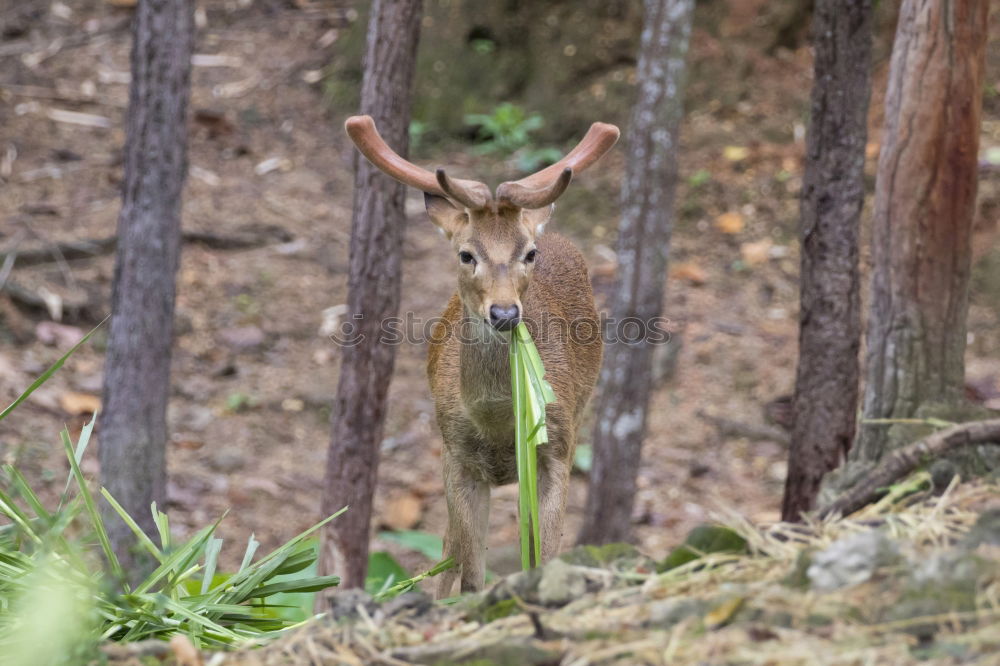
[0,16,131,59]
[818,419,1000,519]
[0,278,100,323]
[1,226,294,267]
[696,409,791,445]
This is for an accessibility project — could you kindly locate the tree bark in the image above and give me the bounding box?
[781,0,872,521]
[318,0,422,590]
[855,0,989,462]
[100,0,193,568]
[577,0,694,546]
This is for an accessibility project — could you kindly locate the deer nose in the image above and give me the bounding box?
[489,304,520,331]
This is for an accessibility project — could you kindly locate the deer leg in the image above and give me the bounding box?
[436,459,490,598]
[537,456,572,562]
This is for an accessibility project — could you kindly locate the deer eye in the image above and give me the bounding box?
[524,249,538,263]
[459,251,475,265]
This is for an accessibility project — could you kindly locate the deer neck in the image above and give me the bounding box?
[459,316,512,418]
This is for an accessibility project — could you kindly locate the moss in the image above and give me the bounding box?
[560,543,643,568]
[658,525,749,573]
[479,599,521,623]
[782,549,813,589]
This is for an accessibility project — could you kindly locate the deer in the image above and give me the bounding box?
[344,115,619,597]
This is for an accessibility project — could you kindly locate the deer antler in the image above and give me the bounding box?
[345,115,492,210]
[495,122,620,209]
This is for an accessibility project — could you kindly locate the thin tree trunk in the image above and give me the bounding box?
[855,0,989,462]
[100,0,194,569]
[578,0,694,546]
[781,0,872,521]
[317,0,422,591]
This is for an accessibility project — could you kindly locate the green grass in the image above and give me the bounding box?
[0,318,459,662]
[0,413,347,653]
[509,322,556,570]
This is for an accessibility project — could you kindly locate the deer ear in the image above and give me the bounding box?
[424,193,468,238]
[521,204,555,236]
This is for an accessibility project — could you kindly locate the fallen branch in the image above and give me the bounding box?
[2,225,294,267]
[818,419,1000,519]
[696,409,790,445]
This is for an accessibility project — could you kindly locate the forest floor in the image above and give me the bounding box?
[2,0,1000,584]
[109,478,1000,665]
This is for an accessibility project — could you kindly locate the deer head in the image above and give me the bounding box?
[345,115,619,331]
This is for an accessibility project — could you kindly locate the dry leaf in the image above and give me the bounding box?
[740,239,773,266]
[705,596,745,629]
[670,262,708,285]
[35,321,84,347]
[723,145,749,162]
[383,492,423,530]
[715,212,745,234]
[169,635,202,666]
[59,391,101,415]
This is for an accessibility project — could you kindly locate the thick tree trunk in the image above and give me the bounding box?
[781,0,872,521]
[99,0,193,569]
[318,0,422,590]
[855,0,989,462]
[577,0,694,546]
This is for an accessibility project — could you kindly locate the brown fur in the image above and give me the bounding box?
[426,202,602,597]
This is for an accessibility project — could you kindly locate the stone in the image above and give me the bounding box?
[807,530,898,591]
[536,558,587,607]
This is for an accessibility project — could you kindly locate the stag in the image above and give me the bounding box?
[344,115,619,596]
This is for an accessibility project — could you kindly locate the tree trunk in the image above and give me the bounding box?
[577,0,694,546]
[317,0,422,591]
[855,0,989,462]
[781,0,872,521]
[99,0,193,570]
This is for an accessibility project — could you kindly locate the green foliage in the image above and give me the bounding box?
[225,392,254,413]
[365,551,409,596]
[688,168,712,188]
[0,416,346,653]
[0,327,343,657]
[463,103,563,172]
[658,525,750,573]
[378,529,443,560]
[573,444,593,473]
[465,103,544,155]
[372,557,455,602]
[510,323,557,570]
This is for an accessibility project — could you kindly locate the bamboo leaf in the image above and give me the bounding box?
[62,427,125,585]
[0,316,107,422]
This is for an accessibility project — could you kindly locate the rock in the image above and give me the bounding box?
[209,446,246,473]
[961,508,1000,549]
[930,459,958,491]
[35,321,84,347]
[327,588,375,622]
[218,325,265,350]
[643,597,707,629]
[807,530,899,591]
[561,542,657,573]
[889,550,985,638]
[168,404,215,432]
[380,590,432,619]
[536,558,587,607]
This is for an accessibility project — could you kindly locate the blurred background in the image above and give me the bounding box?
[1,0,999,576]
